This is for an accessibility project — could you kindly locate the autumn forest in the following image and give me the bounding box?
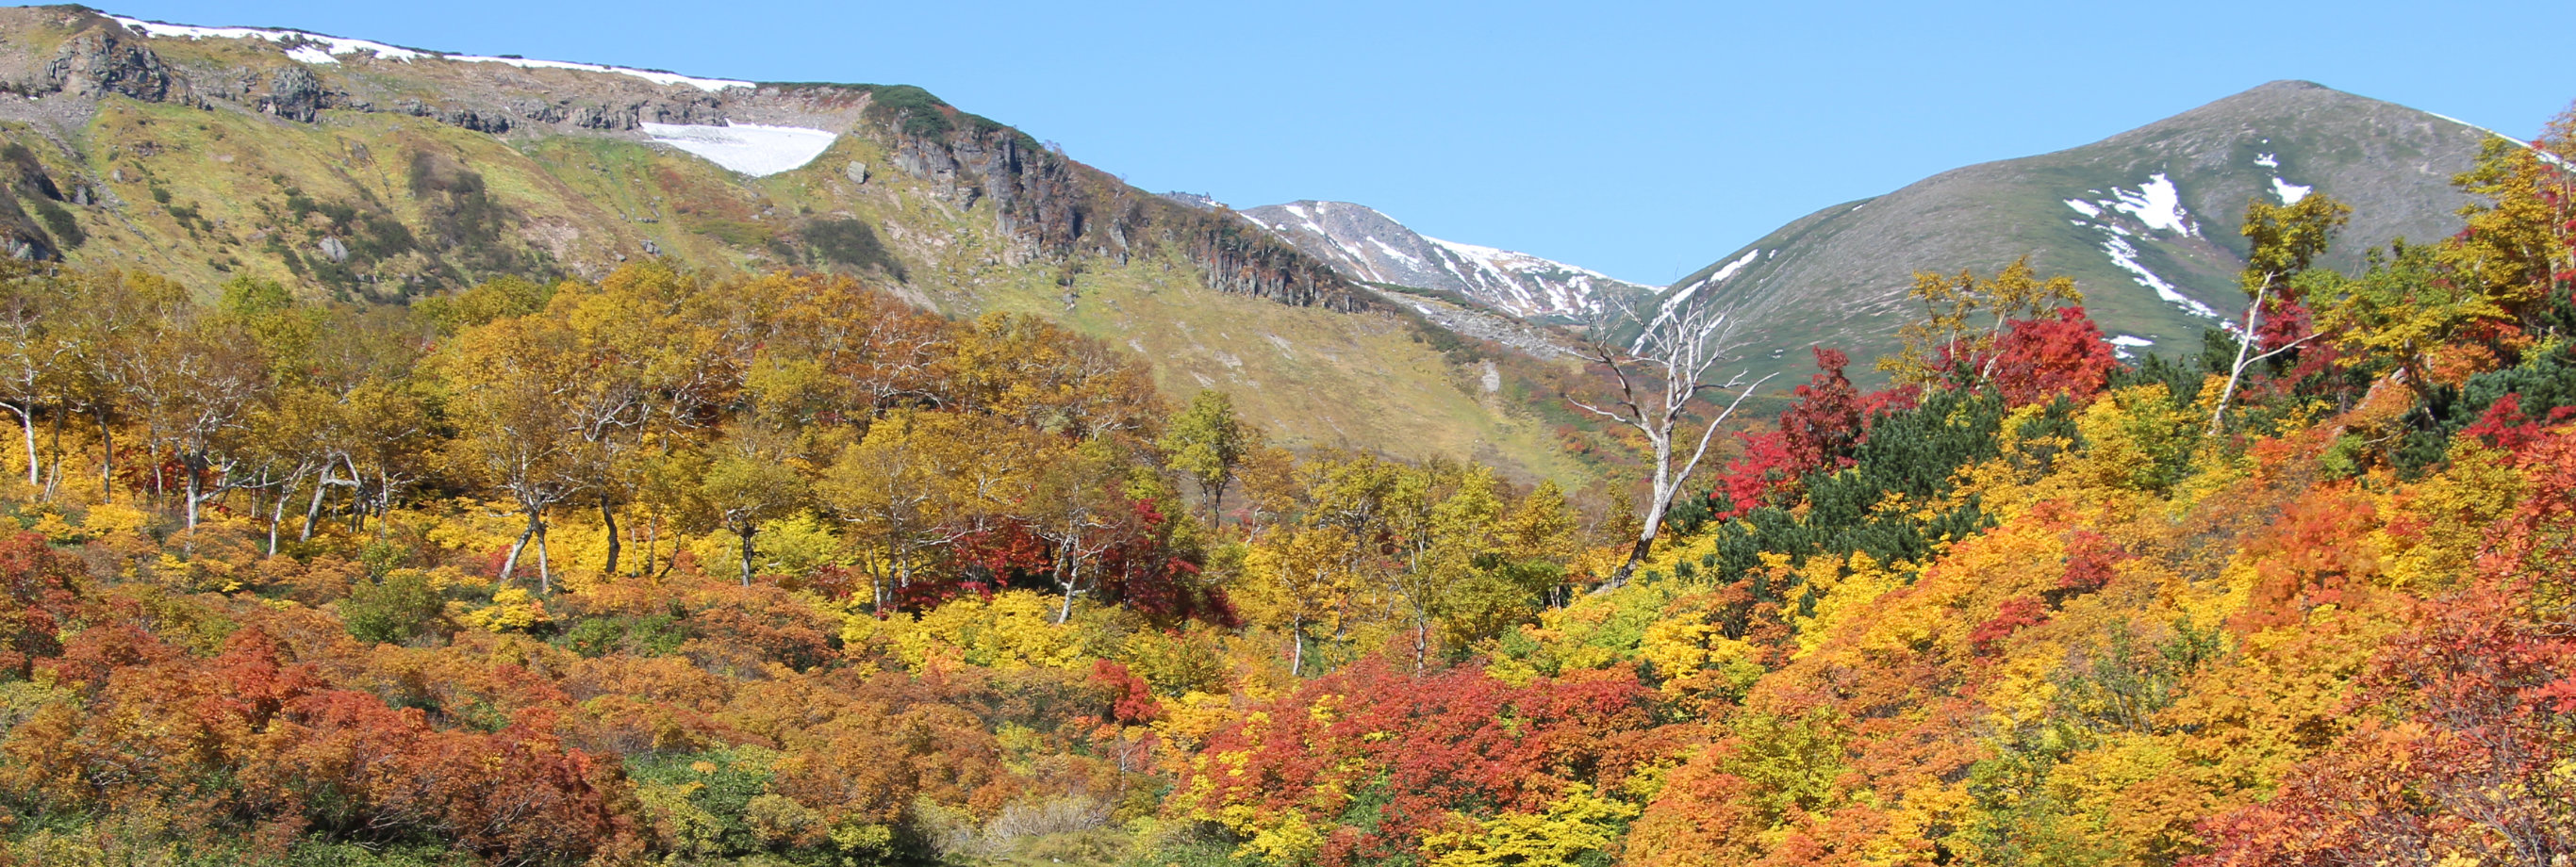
[0,85,2567,867]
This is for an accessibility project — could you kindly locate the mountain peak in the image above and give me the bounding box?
[2248,78,2334,94]
[1651,82,2496,382]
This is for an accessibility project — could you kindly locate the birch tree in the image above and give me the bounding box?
[699,422,811,587]
[1568,297,1773,588]
[1160,389,1250,527]
[2210,195,2350,434]
[440,319,587,592]
[820,408,977,610]
[1242,524,1361,677]
[0,265,58,487]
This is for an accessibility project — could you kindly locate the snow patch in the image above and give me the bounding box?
[110,14,751,91]
[2271,176,2312,204]
[2254,153,2279,168]
[1427,237,1623,284]
[640,123,837,177]
[2109,173,2194,236]
[1365,237,1423,269]
[2100,236,2221,319]
[1632,249,1759,348]
[112,15,423,59]
[2108,335,2156,347]
[2063,198,2102,218]
[1708,248,1760,284]
[444,55,751,91]
[1277,204,1330,239]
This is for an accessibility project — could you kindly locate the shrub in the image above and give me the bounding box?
[342,570,448,646]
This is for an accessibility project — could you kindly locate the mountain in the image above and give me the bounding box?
[1233,199,1656,321]
[1655,80,2498,379]
[0,6,1596,483]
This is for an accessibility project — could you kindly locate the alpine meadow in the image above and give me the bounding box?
[0,6,2561,867]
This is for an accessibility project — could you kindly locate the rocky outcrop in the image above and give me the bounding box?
[43,27,181,104]
[511,97,729,131]
[258,64,324,122]
[1184,215,1364,310]
[395,98,512,134]
[510,98,567,124]
[876,105,1364,312]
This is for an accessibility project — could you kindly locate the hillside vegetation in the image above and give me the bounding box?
[0,90,2561,867]
[0,7,1595,486]
[0,8,2567,867]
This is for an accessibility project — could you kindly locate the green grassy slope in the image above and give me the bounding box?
[1651,80,2496,384]
[0,6,1601,487]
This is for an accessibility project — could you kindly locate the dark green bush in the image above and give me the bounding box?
[341,569,447,646]
[802,217,902,277]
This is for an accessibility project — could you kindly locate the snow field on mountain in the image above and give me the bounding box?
[2110,173,2194,236]
[109,14,754,91]
[641,123,839,176]
[2101,235,2222,320]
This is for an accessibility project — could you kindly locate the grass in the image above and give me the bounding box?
[28,87,1601,489]
[978,246,1598,487]
[1648,86,2489,387]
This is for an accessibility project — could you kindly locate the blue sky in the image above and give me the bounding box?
[102,0,2576,285]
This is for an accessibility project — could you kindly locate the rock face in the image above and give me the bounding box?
[43,28,180,103]
[260,64,322,121]
[1238,200,1654,321]
[867,97,1362,311]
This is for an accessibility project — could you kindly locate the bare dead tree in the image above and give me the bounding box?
[1566,294,1775,589]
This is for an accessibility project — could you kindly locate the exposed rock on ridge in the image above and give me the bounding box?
[1237,199,1652,320]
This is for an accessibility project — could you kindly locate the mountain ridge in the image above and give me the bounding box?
[1234,199,1656,322]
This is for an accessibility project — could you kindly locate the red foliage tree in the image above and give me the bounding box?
[1711,349,1916,518]
[2461,392,2576,451]
[1967,596,2050,657]
[1089,659,1161,726]
[0,532,86,678]
[1779,348,1866,475]
[1986,306,2119,407]
[1184,661,1658,866]
[2254,295,2315,356]
[2050,529,2126,600]
[1091,495,1230,626]
[2229,486,2382,633]
[256,692,640,866]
